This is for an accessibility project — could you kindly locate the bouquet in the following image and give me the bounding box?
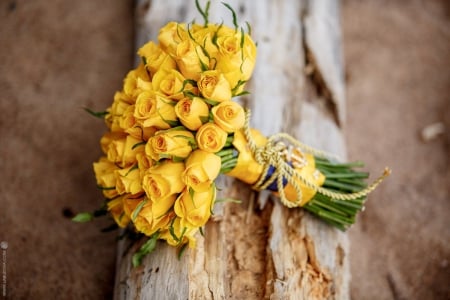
[75,1,389,266]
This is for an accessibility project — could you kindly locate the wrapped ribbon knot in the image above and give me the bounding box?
[225,110,390,218]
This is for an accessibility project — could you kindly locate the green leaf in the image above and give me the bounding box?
[178,227,187,244]
[174,135,197,148]
[189,188,197,208]
[195,0,210,26]
[132,141,146,150]
[132,232,160,267]
[203,98,220,106]
[157,109,179,127]
[141,56,147,65]
[159,97,177,106]
[209,57,218,69]
[189,187,195,205]
[235,90,250,97]
[222,2,238,31]
[123,164,139,177]
[210,183,217,215]
[164,125,188,132]
[96,184,116,190]
[183,90,197,99]
[169,218,180,242]
[208,110,214,121]
[212,22,224,47]
[177,243,188,260]
[72,212,93,223]
[131,198,147,221]
[159,153,171,159]
[246,21,252,35]
[195,46,209,71]
[172,155,186,163]
[187,23,196,41]
[178,79,198,93]
[176,23,184,40]
[83,107,108,119]
[231,80,247,95]
[200,115,209,124]
[155,206,173,219]
[214,198,242,204]
[224,135,235,147]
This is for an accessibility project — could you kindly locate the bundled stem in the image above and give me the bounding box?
[218,148,371,230]
[303,157,368,230]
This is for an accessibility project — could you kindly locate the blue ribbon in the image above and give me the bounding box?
[262,162,292,191]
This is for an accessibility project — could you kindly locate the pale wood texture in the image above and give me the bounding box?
[114,0,349,299]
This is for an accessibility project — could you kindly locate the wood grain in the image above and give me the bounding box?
[114,1,349,299]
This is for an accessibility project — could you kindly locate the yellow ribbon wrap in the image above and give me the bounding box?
[225,129,266,185]
[226,129,325,206]
[276,153,325,206]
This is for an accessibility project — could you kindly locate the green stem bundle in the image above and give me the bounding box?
[304,157,368,230]
[218,148,369,231]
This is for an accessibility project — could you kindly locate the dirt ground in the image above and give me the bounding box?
[0,0,449,299]
[343,1,450,299]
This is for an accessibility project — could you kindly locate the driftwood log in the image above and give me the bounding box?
[114,0,349,299]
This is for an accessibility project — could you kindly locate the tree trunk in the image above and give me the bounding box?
[114,0,349,299]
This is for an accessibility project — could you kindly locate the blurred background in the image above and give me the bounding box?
[0,0,448,299]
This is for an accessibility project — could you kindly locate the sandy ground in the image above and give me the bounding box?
[343,1,450,299]
[0,0,449,299]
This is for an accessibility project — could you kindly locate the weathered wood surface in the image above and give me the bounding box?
[114,0,349,299]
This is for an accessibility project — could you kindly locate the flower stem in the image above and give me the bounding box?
[220,158,238,173]
[304,156,371,230]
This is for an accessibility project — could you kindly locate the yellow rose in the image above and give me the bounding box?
[211,101,245,133]
[175,39,209,81]
[190,23,221,59]
[214,32,257,92]
[137,41,176,76]
[117,105,136,134]
[136,152,153,179]
[115,165,143,195]
[198,70,232,103]
[123,194,144,220]
[133,198,176,236]
[160,217,197,248]
[122,135,146,166]
[107,195,131,228]
[175,97,209,131]
[105,101,125,131]
[100,133,144,167]
[145,129,195,161]
[174,185,216,228]
[93,157,120,198]
[152,68,195,100]
[142,161,185,201]
[123,64,153,100]
[110,92,132,115]
[106,92,131,131]
[182,150,221,192]
[158,22,188,56]
[196,122,227,153]
[118,105,157,140]
[134,91,177,129]
[100,132,127,164]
